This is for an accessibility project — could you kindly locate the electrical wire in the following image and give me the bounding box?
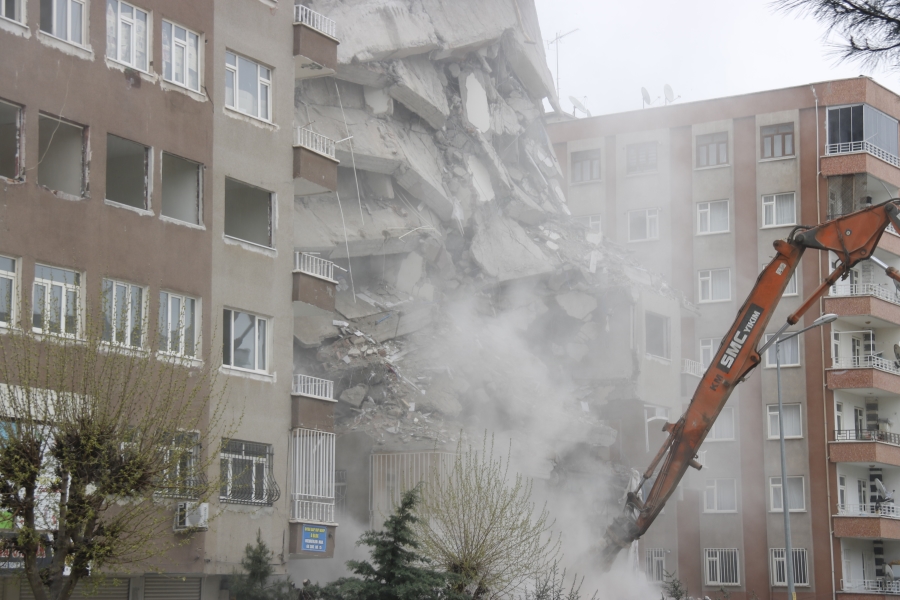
[333,78,365,225]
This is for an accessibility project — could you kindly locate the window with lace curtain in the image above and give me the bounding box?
[762,192,796,227]
[698,268,730,302]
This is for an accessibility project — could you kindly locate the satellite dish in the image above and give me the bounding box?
[664,84,674,103]
[894,343,900,361]
[641,87,652,107]
[876,478,888,497]
[569,96,592,118]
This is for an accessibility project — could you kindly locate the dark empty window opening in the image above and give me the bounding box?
[0,100,22,180]
[224,178,272,247]
[571,149,601,183]
[162,152,201,225]
[106,134,149,210]
[38,114,86,197]
[645,312,670,359]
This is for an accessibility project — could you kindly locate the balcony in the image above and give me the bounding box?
[293,5,338,80]
[835,503,900,539]
[831,429,900,466]
[828,329,900,397]
[293,252,339,311]
[294,127,339,196]
[292,374,335,401]
[841,579,900,596]
[825,283,900,328]
[827,141,900,170]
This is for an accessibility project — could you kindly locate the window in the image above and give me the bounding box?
[828,104,899,157]
[697,200,729,234]
[40,0,85,45]
[645,548,665,583]
[855,407,865,433]
[764,333,800,367]
[290,428,336,524]
[835,401,844,434]
[770,476,805,512]
[225,51,271,121]
[698,268,730,302]
[704,479,737,512]
[0,99,22,180]
[707,406,735,441]
[101,279,144,348]
[704,548,739,586]
[106,134,149,210]
[770,548,809,586]
[223,309,267,372]
[158,431,202,499]
[858,479,867,506]
[700,338,717,369]
[158,291,197,357]
[220,439,279,505]
[578,214,601,235]
[761,123,794,159]
[106,0,148,71]
[627,142,657,174]
[645,312,669,359]
[838,475,846,506]
[0,256,15,327]
[38,114,86,198]
[162,21,200,92]
[762,192,796,227]
[628,208,659,242]
[570,149,600,183]
[767,404,802,439]
[161,152,201,224]
[697,132,728,167]
[32,264,80,336]
[1,0,22,22]
[784,270,798,296]
[224,178,272,247]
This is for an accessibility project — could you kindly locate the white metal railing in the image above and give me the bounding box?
[836,503,900,518]
[294,252,338,282]
[293,5,337,38]
[843,579,900,594]
[292,374,334,401]
[682,358,703,378]
[889,223,900,237]
[770,548,810,586]
[703,548,740,586]
[295,127,336,159]
[290,428,336,524]
[831,282,900,306]
[832,354,900,376]
[826,140,900,168]
[370,452,454,528]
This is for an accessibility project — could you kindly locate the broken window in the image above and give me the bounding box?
[162,20,200,92]
[106,134,149,209]
[0,256,15,327]
[767,404,802,439]
[0,99,22,180]
[762,192,795,227]
[628,208,659,242]
[698,268,730,302]
[290,428,336,523]
[707,406,735,441]
[770,476,805,512]
[222,308,267,372]
[771,548,809,586]
[224,178,272,247]
[161,152,201,224]
[570,149,600,183]
[225,51,271,121]
[106,0,149,71]
[704,548,739,585]
[697,132,728,168]
[761,123,794,159]
[578,214,601,235]
[626,142,657,174]
[697,199,728,234]
[32,264,80,337]
[1,0,22,22]
[38,114,86,197]
[158,290,197,357]
[220,439,278,506]
[704,479,737,512]
[644,312,669,359]
[101,278,144,348]
[40,0,85,45]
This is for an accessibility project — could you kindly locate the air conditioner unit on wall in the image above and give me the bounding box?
[174,502,209,532]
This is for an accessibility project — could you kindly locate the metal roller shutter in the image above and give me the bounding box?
[21,580,129,600]
[143,577,201,600]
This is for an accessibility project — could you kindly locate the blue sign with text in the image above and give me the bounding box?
[302,524,327,553]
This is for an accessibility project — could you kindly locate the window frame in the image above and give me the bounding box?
[770,548,809,587]
[700,337,718,369]
[225,50,272,122]
[160,151,203,225]
[698,268,731,303]
[769,475,806,512]
[32,264,81,338]
[704,478,738,513]
[697,199,729,235]
[762,192,797,228]
[578,214,602,235]
[162,20,201,92]
[626,141,658,175]
[627,208,660,242]
[706,406,735,442]
[767,403,803,439]
[644,311,670,359]
[570,149,601,183]
[101,278,146,349]
[764,333,800,368]
[0,256,16,328]
[0,0,23,23]
[41,0,87,46]
[704,548,740,586]
[157,430,202,500]
[105,0,150,72]
[761,123,795,160]
[222,308,268,373]
[219,439,278,506]
[0,99,24,181]
[645,548,665,583]
[157,290,199,358]
[696,132,729,168]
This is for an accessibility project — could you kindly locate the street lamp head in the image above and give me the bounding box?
[813,313,838,327]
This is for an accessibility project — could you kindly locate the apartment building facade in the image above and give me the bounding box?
[0,0,340,596]
[547,77,900,599]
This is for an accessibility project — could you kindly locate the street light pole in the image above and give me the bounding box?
[772,313,837,600]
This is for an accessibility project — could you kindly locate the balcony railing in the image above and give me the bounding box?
[826,140,900,169]
[294,252,338,282]
[681,358,703,378]
[295,127,336,160]
[293,5,337,39]
[292,499,335,524]
[842,579,900,594]
[831,282,900,306]
[832,354,900,376]
[293,374,334,401]
[837,503,900,518]
[835,428,900,446]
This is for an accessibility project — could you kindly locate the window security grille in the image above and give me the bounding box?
[157,432,205,500]
[646,548,665,582]
[370,452,454,528]
[290,428,336,524]
[220,439,279,505]
[705,548,740,585]
[770,548,809,586]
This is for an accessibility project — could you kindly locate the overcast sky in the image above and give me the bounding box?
[534,0,900,116]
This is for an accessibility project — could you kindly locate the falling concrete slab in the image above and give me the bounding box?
[388,56,450,130]
[505,183,548,226]
[336,62,391,88]
[293,301,340,348]
[339,384,369,408]
[461,72,491,133]
[394,252,425,294]
[556,291,598,320]
[363,86,393,116]
[352,303,433,342]
[467,156,495,203]
[470,213,553,281]
[419,374,464,417]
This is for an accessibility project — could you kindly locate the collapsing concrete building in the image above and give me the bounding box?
[288,0,691,579]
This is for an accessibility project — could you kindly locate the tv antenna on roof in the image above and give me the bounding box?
[547,29,579,100]
[664,83,681,105]
[641,87,659,108]
[569,96,591,118]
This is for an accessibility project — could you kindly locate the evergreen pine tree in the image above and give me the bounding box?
[230,530,295,600]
